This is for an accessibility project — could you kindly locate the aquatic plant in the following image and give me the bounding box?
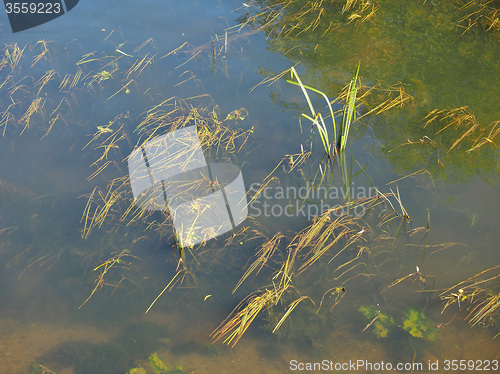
[3,3,497,364]
[211,267,294,346]
[0,34,256,336]
[441,264,500,336]
[402,306,437,340]
[236,0,379,44]
[30,363,55,374]
[126,352,184,374]
[286,64,361,210]
[78,99,253,309]
[212,189,420,346]
[1,37,432,351]
[242,0,500,182]
[423,106,500,153]
[287,63,359,158]
[359,305,395,338]
[359,304,437,340]
[128,369,147,374]
[455,0,500,37]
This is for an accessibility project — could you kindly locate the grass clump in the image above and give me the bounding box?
[287,63,360,158]
[441,264,500,336]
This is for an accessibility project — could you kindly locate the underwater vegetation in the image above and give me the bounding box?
[441,264,500,337]
[359,305,395,339]
[403,306,437,340]
[241,0,500,181]
[127,352,185,374]
[226,0,500,347]
[359,305,438,340]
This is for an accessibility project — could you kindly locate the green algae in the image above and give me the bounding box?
[360,305,438,340]
[359,305,396,338]
[403,306,438,340]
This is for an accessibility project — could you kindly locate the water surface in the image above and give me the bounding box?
[0,0,499,373]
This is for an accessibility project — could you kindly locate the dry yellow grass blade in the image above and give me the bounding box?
[0,73,12,90]
[448,122,479,152]
[4,43,26,71]
[133,38,154,53]
[159,42,188,60]
[293,207,362,274]
[456,0,498,36]
[233,233,284,293]
[80,100,252,242]
[293,217,327,254]
[386,169,433,186]
[19,97,45,135]
[79,252,139,309]
[245,176,280,209]
[211,283,289,347]
[212,244,298,347]
[249,66,295,93]
[35,69,57,95]
[345,0,379,24]
[317,286,346,313]
[125,53,154,79]
[467,120,500,153]
[40,113,62,140]
[358,83,414,121]
[59,74,72,91]
[88,161,113,181]
[440,264,500,328]
[76,52,101,66]
[298,225,351,273]
[343,0,360,13]
[0,55,8,72]
[273,296,314,333]
[485,8,500,34]
[31,40,50,67]
[440,265,500,297]
[423,106,499,153]
[70,69,82,89]
[0,103,15,137]
[79,178,128,239]
[145,269,184,314]
[467,291,500,327]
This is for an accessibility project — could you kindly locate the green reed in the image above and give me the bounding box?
[288,64,359,155]
[288,64,360,207]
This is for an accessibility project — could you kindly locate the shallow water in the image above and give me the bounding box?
[0,0,499,373]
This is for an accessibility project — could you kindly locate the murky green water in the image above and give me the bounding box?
[1,0,499,373]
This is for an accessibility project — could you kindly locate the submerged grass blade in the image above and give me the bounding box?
[272,296,314,333]
[145,269,183,314]
[233,233,284,293]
